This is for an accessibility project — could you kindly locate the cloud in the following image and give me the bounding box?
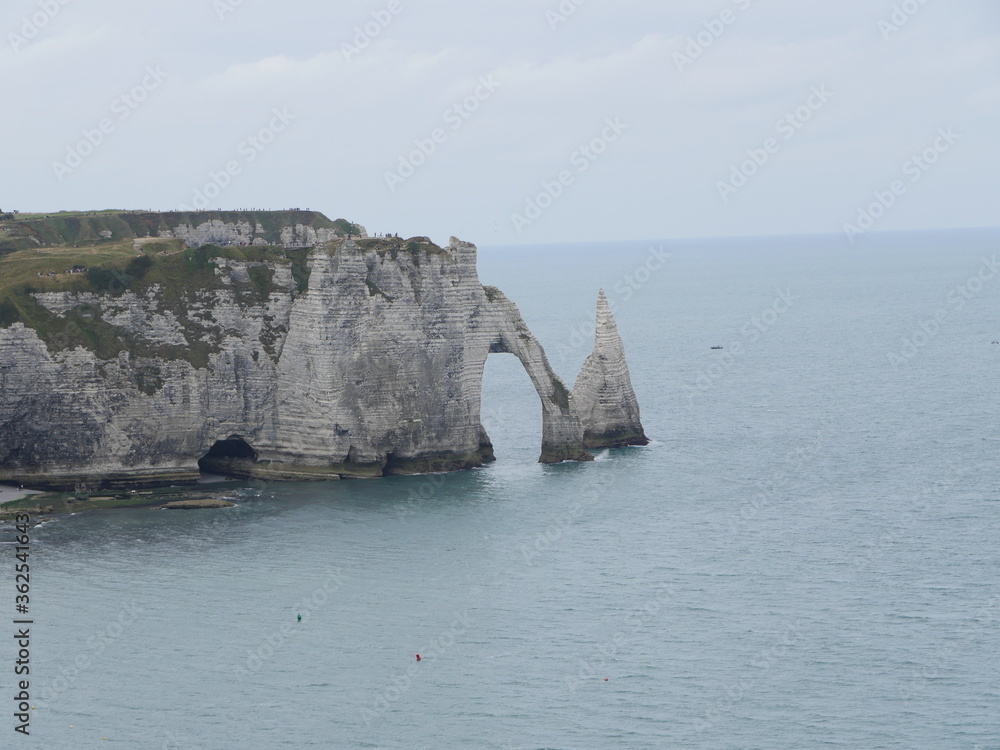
[0,0,997,242]
[0,23,111,69]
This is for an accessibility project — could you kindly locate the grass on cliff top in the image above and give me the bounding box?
[5,209,131,220]
[0,210,362,255]
[350,235,451,262]
[0,241,306,299]
[0,241,311,367]
[1,209,347,225]
[0,232,451,367]
[0,240,141,297]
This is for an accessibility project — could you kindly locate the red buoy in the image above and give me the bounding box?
[416,654,421,661]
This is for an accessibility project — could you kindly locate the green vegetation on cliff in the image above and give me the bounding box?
[0,209,363,254]
[0,211,450,373]
[0,240,304,368]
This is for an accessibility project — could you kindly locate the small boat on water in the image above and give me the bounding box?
[710,346,724,350]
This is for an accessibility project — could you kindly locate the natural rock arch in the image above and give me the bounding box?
[0,230,646,490]
[479,287,593,464]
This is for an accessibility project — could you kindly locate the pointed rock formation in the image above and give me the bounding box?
[480,286,593,465]
[0,216,644,489]
[572,290,648,449]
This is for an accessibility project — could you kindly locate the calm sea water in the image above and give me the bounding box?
[4,229,999,749]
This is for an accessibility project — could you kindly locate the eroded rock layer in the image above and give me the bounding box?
[0,223,644,490]
[572,290,648,449]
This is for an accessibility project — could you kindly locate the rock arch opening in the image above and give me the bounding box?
[198,436,258,478]
[481,351,544,464]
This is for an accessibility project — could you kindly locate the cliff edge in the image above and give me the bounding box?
[0,211,645,490]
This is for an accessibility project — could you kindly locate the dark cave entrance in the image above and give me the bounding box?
[198,437,258,477]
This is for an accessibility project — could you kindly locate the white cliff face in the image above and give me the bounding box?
[479,287,593,464]
[164,221,364,248]
[265,238,495,476]
[572,290,648,449]
[0,210,363,253]
[0,238,642,490]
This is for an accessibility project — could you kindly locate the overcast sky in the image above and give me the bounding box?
[1,0,997,245]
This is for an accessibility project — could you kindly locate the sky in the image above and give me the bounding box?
[1,0,997,246]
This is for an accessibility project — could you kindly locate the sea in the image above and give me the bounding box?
[3,228,999,749]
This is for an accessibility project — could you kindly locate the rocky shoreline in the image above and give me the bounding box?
[0,484,241,518]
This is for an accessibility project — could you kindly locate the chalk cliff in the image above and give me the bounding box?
[0,210,363,254]
[572,290,649,449]
[0,213,644,490]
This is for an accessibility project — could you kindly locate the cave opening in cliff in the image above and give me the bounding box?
[198,437,258,477]
[481,353,543,464]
